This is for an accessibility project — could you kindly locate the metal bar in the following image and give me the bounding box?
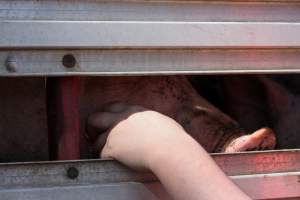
[0,174,299,200]
[0,0,299,75]
[0,183,160,200]
[0,150,299,199]
[0,174,300,200]
[1,21,300,49]
[213,150,300,176]
[0,150,298,188]
[0,159,156,189]
[58,77,81,160]
[1,49,300,76]
[47,77,81,160]
[233,172,300,199]
[1,0,300,22]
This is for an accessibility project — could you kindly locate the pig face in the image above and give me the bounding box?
[259,76,300,149]
[85,76,276,156]
[221,75,300,149]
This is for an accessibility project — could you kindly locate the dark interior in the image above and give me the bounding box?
[1,74,299,163]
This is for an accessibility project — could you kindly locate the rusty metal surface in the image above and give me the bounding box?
[0,78,48,162]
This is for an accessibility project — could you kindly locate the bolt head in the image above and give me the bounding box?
[5,55,18,72]
[67,167,79,179]
[62,54,76,68]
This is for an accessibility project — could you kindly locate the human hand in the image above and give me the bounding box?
[86,102,187,171]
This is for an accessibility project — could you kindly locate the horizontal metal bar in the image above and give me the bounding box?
[233,171,300,199]
[0,173,300,200]
[0,150,298,188]
[0,183,160,200]
[1,49,300,76]
[1,21,300,49]
[213,150,300,176]
[0,150,300,199]
[1,0,300,22]
[0,159,156,189]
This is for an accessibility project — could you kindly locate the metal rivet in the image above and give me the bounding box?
[62,54,76,68]
[67,167,79,179]
[5,55,18,72]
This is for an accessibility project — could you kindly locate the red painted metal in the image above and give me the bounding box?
[47,77,81,160]
[57,77,80,160]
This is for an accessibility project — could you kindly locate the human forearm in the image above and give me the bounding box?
[147,132,251,200]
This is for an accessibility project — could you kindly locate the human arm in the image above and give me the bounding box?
[87,103,251,200]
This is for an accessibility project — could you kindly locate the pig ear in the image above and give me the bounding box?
[257,76,293,117]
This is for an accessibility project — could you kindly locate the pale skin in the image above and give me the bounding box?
[87,103,251,200]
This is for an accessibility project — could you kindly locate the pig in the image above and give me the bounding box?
[84,76,275,155]
[221,75,300,149]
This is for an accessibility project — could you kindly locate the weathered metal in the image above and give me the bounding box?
[1,0,300,22]
[0,159,155,188]
[213,150,300,175]
[0,183,160,200]
[1,21,300,49]
[1,49,300,76]
[0,0,299,76]
[0,150,299,199]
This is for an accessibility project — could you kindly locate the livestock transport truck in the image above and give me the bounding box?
[1,0,300,199]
